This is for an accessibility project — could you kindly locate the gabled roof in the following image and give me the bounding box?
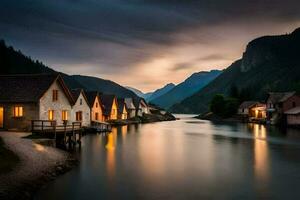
[0,73,74,104]
[133,97,148,109]
[284,106,300,115]
[85,91,99,107]
[71,89,90,107]
[100,94,117,116]
[117,98,127,114]
[267,92,296,103]
[239,101,259,109]
[124,98,135,110]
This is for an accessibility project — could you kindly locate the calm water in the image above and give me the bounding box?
[36,115,300,200]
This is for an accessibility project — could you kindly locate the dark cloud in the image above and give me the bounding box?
[0,0,299,90]
[171,62,195,71]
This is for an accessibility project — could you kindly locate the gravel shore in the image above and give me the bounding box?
[0,132,78,200]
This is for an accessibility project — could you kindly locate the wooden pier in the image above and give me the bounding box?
[31,120,83,147]
[90,121,112,132]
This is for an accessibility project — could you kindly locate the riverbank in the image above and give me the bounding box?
[195,112,243,123]
[0,132,78,200]
[109,112,176,126]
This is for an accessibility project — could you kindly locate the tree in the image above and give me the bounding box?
[210,94,225,116]
[223,98,239,117]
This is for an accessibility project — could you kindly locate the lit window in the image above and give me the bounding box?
[95,112,99,120]
[52,90,58,101]
[48,110,54,120]
[76,111,82,121]
[14,106,23,117]
[62,110,68,121]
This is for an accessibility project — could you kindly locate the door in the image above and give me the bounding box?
[0,107,3,128]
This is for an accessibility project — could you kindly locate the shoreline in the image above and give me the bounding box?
[0,132,78,200]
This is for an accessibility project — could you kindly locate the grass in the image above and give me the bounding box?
[0,137,20,174]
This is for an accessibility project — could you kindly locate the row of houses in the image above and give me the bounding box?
[238,91,300,126]
[0,74,150,131]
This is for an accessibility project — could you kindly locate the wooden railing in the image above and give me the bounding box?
[31,120,82,133]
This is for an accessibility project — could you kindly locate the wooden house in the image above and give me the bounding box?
[117,98,128,120]
[85,91,104,122]
[100,94,118,121]
[285,107,300,126]
[0,74,74,131]
[266,92,300,124]
[133,98,150,117]
[124,98,136,118]
[71,89,91,127]
[238,101,258,116]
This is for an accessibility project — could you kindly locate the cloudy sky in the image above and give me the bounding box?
[1,0,300,92]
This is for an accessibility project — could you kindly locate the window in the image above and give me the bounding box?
[112,109,115,115]
[48,110,54,120]
[13,106,23,117]
[292,102,296,108]
[95,112,99,121]
[80,99,83,105]
[76,111,82,121]
[96,102,98,108]
[62,110,68,121]
[52,90,58,101]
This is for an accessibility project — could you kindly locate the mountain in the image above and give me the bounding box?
[170,28,300,114]
[147,83,175,102]
[126,86,153,99]
[0,40,138,99]
[150,70,222,109]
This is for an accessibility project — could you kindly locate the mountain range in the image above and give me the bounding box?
[150,70,222,109]
[170,27,300,113]
[0,40,138,99]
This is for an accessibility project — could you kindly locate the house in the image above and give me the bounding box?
[284,107,300,126]
[238,101,266,122]
[133,98,150,117]
[85,91,104,122]
[0,74,74,131]
[266,92,300,124]
[124,98,136,118]
[71,89,91,127]
[238,101,258,116]
[117,98,128,120]
[100,94,118,121]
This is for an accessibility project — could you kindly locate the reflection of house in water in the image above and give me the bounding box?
[105,128,117,182]
[248,124,270,186]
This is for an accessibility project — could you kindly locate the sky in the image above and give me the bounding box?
[0,0,300,92]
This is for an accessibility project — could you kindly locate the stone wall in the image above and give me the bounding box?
[0,103,39,131]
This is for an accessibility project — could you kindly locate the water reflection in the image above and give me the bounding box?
[248,124,270,194]
[35,116,300,200]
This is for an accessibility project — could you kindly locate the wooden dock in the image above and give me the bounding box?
[90,121,112,132]
[31,120,83,147]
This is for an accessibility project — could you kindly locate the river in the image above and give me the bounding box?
[35,114,300,200]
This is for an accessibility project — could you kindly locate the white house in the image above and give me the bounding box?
[124,98,136,118]
[71,89,91,127]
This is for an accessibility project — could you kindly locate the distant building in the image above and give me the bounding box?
[0,74,74,131]
[285,107,300,126]
[124,98,136,118]
[85,91,104,122]
[71,89,91,127]
[238,101,266,122]
[100,94,118,121]
[266,92,300,124]
[134,98,150,117]
[117,98,128,120]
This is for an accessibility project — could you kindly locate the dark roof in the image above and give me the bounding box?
[0,73,73,103]
[239,101,258,109]
[71,89,90,106]
[267,92,296,103]
[85,91,99,106]
[117,98,127,114]
[100,94,117,116]
[285,106,300,115]
[133,97,148,109]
